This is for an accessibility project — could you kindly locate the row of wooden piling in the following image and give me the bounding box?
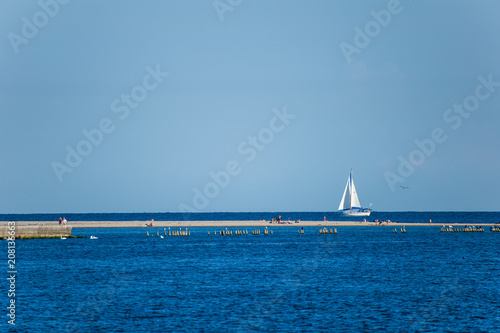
[146,226,499,238]
[440,226,485,232]
[262,229,272,235]
[207,229,274,236]
[147,228,190,237]
[148,227,340,237]
[209,230,247,236]
[319,228,337,234]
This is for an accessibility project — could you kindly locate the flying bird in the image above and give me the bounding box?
[400,185,409,189]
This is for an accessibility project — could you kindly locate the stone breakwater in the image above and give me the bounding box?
[0,225,72,238]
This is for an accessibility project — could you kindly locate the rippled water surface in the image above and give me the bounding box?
[3,211,500,224]
[6,226,500,332]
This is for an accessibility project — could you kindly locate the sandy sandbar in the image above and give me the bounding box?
[1,221,497,228]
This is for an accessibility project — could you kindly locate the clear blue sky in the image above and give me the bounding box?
[1,0,499,213]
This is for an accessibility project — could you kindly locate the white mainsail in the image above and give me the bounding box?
[350,179,361,209]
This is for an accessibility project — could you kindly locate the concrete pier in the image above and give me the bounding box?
[0,225,72,238]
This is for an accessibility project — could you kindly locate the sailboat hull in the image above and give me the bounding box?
[340,210,371,217]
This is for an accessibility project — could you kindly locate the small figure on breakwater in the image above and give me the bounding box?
[58,217,62,225]
[62,217,67,225]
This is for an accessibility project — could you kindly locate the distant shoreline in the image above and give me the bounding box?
[2,221,498,228]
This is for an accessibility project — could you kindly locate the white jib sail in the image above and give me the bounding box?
[338,179,350,211]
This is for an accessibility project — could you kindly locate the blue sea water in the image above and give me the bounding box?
[2,211,500,224]
[2,215,500,332]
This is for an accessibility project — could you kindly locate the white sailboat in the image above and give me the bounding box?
[338,169,372,216]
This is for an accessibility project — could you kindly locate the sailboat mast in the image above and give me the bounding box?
[349,169,353,211]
